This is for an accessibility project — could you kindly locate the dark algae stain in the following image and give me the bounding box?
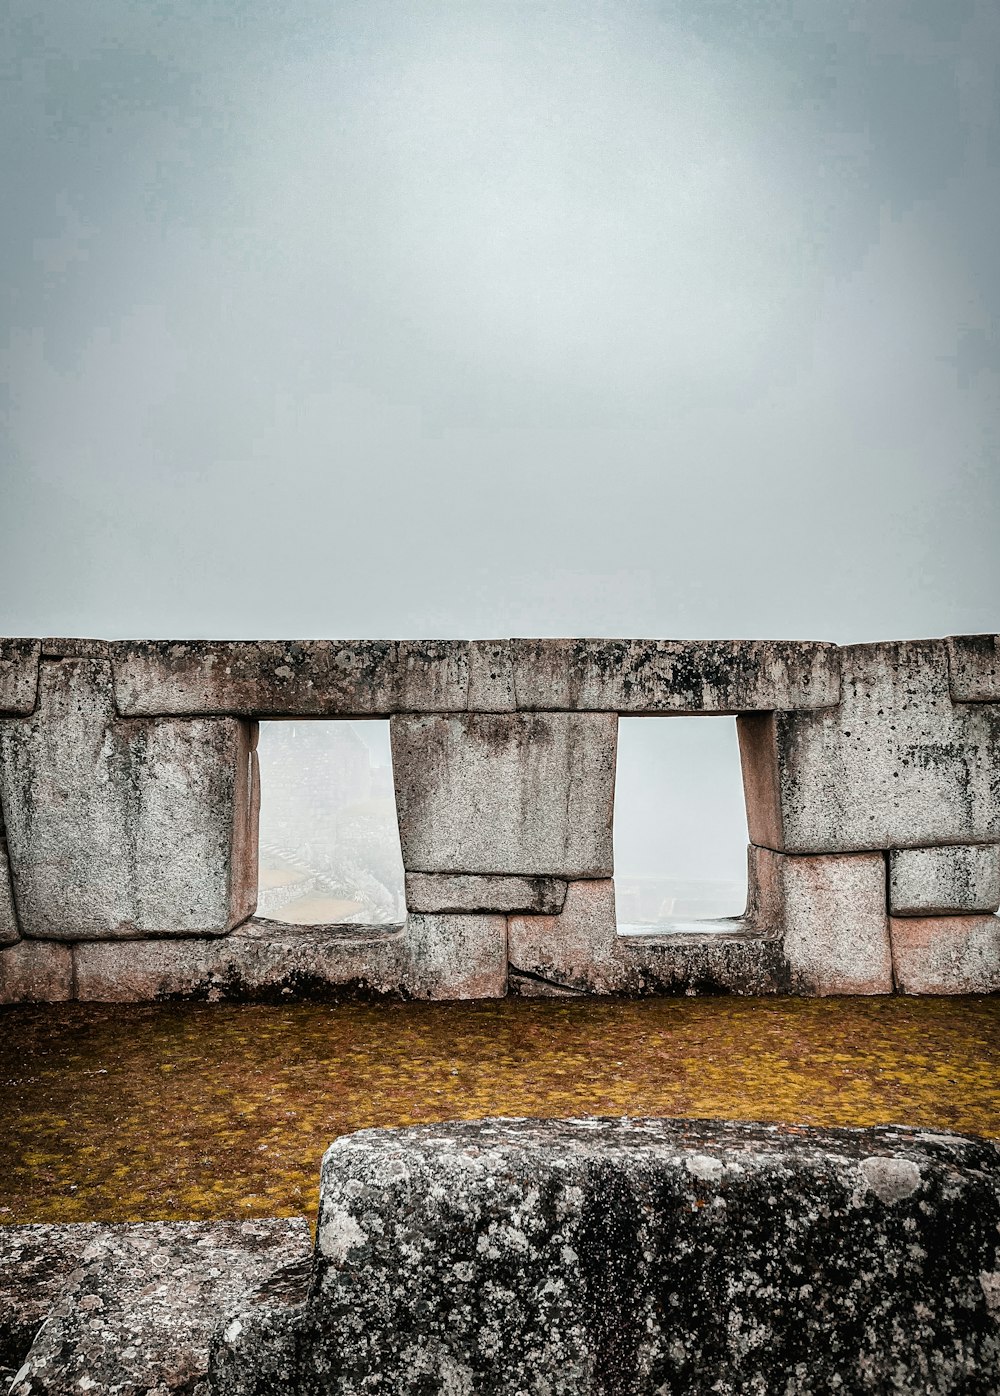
[0,995,997,1225]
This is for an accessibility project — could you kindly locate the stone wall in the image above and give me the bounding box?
[0,635,997,1003]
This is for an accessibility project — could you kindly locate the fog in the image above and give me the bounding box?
[2,1,998,903]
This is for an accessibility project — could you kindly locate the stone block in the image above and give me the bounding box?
[467,640,515,711]
[0,640,39,715]
[507,877,786,996]
[297,1117,1000,1395]
[891,914,1000,994]
[889,844,1000,916]
[756,847,893,995]
[948,633,1000,702]
[39,638,113,659]
[112,639,469,716]
[73,922,409,1003]
[404,873,566,915]
[403,913,508,999]
[738,640,1000,853]
[0,842,18,946]
[3,1219,311,1396]
[0,660,258,939]
[391,712,617,877]
[0,940,72,1003]
[512,638,841,712]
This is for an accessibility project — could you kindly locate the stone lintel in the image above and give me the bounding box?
[111,640,470,717]
[511,638,841,712]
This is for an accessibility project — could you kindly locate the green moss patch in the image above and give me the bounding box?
[2,995,997,1225]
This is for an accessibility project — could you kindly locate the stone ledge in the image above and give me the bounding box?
[212,1117,1000,1395]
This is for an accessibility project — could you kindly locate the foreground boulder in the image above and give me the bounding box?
[211,1117,1000,1395]
[0,1218,311,1395]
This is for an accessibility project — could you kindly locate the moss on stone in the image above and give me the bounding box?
[1,995,997,1225]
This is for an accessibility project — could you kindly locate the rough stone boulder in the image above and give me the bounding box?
[0,1218,311,1395]
[210,1117,1000,1395]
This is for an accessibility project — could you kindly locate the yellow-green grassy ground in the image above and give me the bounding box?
[1,995,997,1225]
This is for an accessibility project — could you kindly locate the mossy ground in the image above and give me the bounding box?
[1,995,997,1225]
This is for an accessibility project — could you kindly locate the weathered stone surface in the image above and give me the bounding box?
[204,1251,312,1396]
[2,1218,311,1396]
[0,640,39,716]
[0,841,18,946]
[405,872,567,915]
[891,914,1000,994]
[738,639,1000,853]
[0,940,72,1004]
[508,878,787,996]
[270,1117,1000,1395]
[0,1224,99,1377]
[73,921,409,1003]
[112,640,469,717]
[391,713,617,877]
[404,913,508,999]
[948,633,1000,702]
[0,660,257,940]
[890,844,1000,916]
[467,640,515,712]
[758,846,893,995]
[512,637,841,712]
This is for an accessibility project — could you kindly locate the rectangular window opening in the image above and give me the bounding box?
[614,716,749,933]
[256,719,405,926]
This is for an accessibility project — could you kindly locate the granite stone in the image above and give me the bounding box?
[391,712,617,877]
[405,872,567,915]
[0,660,257,940]
[889,844,1000,916]
[891,913,1000,994]
[0,641,39,716]
[512,637,841,711]
[738,639,1000,853]
[2,1219,311,1396]
[261,1117,1000,1395]
[112,640,469,717]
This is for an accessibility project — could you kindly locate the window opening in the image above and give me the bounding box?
[256,720,405,925]
[613,716,748,931]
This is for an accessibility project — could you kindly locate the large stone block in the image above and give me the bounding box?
[757,847,893,995]
[507,877,786,996]
[512,638,841,712]
[738,640,1000,853]
[405,872,566,915]
[889,844,1000,916]
[891,914,1000,994]
[403,913,508,999]
[0,940,72,1004]
[284,1118,1000,1395]
[73,921,409,1003]
[3,1219,311,1396]
[0,660,257,939]
[948,633,1000,702]
[112,639,469,716]
[0,640,39,715]
[391,712,617,877]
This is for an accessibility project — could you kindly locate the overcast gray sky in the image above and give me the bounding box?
[2,0,997,644]
[2,2,998,891]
